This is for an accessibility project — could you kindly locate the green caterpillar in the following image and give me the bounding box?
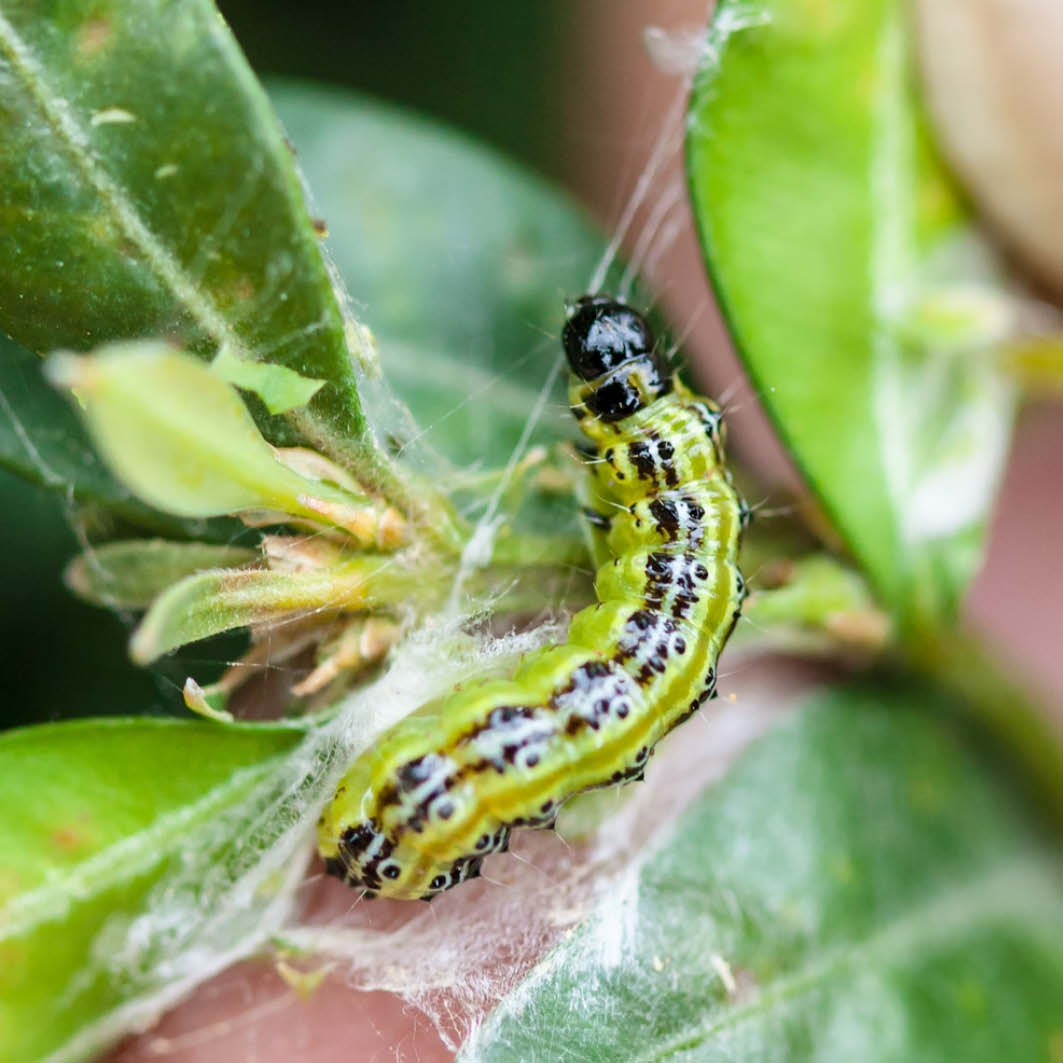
[318,295,749,900]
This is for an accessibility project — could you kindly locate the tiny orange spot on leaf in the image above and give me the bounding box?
[77,18,113,58]
[50,816,97,856]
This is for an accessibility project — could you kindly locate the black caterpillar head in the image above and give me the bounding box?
[564,295,672,423]
[563,295,656,380]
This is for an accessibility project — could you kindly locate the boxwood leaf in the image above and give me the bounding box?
[0,0,392,485]
[0,717,305,1063]
[687,0,1018,628]
[65,539,258,609]
[466,683,1063,1061]
[47,342,382,537]
[129,555,413,663]
[211,347,325,416]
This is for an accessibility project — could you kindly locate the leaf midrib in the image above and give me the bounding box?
[0,755,290,940]
[0,10,242,357]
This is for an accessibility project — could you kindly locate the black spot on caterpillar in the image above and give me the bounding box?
[319,294,748,900]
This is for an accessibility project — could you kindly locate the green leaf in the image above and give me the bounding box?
[466,684,1063,1062]
[47,342,382,538]
[0,0,391,485]
[0,716,305,1063]
[741,554,889,655]
[130,555,419,663]
[0,332,235,540]
[272,83,607,476]
[687,1,1017,627]
[211,346,325,416]
[65,539,258,609]
[0,333,121,502]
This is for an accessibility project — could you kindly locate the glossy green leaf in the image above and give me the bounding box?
[687,1,1017,627]
[272,83,608,475]
[1,64,614,535]
[0,717,305,1063]
[0,0,394,487]
[466,684,1063,1062]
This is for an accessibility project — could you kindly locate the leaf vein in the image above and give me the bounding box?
[0,12,242,356]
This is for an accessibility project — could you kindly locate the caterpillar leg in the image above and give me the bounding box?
[582,506,612,532]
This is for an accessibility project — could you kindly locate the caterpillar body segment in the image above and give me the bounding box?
[319,295,748,900]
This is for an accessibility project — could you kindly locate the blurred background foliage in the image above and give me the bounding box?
[0,1,577,729]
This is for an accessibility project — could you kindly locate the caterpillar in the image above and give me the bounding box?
[318,294,749,900]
